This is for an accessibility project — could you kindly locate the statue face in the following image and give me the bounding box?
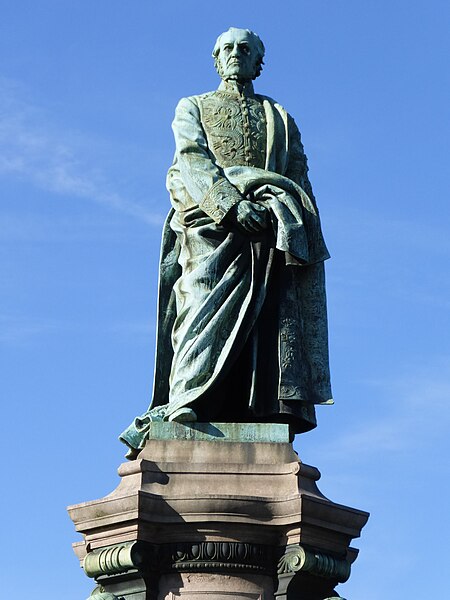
[216,29,260,82]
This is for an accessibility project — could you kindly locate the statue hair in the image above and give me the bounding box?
[212,27,265,80]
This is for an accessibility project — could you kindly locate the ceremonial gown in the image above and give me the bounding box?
[120,81,332,452]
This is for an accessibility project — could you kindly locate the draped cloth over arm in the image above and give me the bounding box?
[120,92,332,453]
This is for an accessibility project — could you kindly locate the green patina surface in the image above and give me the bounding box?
[145,421,290,443]
[119,27,333,458]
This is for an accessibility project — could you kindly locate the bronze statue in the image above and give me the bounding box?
[121,27,332,457]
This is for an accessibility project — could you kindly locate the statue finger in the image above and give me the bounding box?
[253,204,268,214]
[249,215,265,228]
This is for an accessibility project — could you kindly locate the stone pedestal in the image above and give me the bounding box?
[68,423,368,600]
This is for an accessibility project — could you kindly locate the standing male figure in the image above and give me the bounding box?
[121,27,332,456]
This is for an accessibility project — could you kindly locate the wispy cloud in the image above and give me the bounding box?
[0,212,142,243]
[0,314,59,345]
[0,77,164,225]
[322,201,450,315]
[309,358,450,463]
[324,204,450,263]
[0,313,155,346]
[108,319,156,337]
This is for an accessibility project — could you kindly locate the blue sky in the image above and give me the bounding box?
[1,1,449,598]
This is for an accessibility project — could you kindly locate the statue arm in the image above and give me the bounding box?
[171,96,243,223]
[285,116,317,207]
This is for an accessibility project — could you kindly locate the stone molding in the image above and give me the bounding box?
[83,541,146,578]
[83,540,273,578]
[88,585,121,600]
[277,545,350,583]
[83,540,350,587]
[69,431,369,599]
[160,541,273,574]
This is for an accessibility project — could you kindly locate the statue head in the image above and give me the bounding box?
[212,27,265,82]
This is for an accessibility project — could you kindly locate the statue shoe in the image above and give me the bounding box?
[167,406,197,423]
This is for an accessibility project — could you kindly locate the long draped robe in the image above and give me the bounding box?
[120,83,332,453]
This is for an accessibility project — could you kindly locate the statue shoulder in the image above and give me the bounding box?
[175,91,215,110]
[171,92,216,140]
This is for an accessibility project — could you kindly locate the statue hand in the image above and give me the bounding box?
[228,200,269,233]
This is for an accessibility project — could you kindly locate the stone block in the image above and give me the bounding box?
[68,424,368,600]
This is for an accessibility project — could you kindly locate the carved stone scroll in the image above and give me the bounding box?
[277,545,351,583]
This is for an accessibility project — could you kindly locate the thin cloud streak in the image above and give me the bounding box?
[0,77,164,225]
[311,359,450,463]
[0,213,145,243]
[0,314,59,345]
[324,205,450,258]
[109,319,155,336]
[0,314,156,346]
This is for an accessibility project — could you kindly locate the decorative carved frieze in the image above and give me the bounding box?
[82,540,273,579]
[160,541,273,574]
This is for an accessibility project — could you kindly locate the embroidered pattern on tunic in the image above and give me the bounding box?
[200,92,267,169]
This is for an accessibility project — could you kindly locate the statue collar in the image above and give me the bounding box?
[218,80,255,97]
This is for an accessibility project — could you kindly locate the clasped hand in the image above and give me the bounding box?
[227,199,269,233]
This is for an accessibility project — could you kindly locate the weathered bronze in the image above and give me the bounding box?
[120,27,332,457]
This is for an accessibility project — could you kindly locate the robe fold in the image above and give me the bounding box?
[120,85,332,452]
